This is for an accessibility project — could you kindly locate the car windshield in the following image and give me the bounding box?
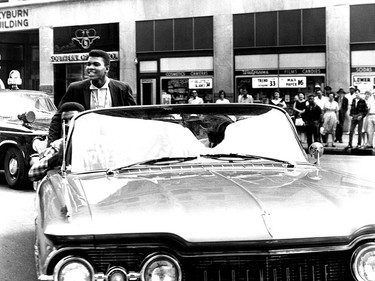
[0,90,56,120]
[68,105,307,172]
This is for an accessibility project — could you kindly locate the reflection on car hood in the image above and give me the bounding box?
[45,166,375,242]
[0,119,50,133]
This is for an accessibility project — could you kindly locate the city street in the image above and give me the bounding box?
[0,155,374,280]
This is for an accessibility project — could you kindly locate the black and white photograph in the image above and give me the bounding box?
[0,1,375,280]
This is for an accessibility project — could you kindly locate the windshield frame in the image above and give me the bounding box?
[64,104,307,173]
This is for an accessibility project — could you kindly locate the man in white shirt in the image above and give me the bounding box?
[314,89,327,109]
[237,85,253,103]
[48,49,136,144]
[188,90,204,104]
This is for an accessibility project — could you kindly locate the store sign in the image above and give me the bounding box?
[353,75,375,92]
[279,77,306,88]
[252,77,278,88]
[54,23,119,54]
[0,8,29,30]
[50,51,119,64]
[189,78,212,89]
[352,67,375,73]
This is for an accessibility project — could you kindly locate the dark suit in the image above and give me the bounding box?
[348,98,368,146]
[335,95,348,142]
[48,79,136,144]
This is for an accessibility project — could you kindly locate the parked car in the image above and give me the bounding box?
[35,104,375,281]
[0,89,56,189]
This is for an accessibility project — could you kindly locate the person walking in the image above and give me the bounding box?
[322,92,339,147]
[334,88,348,143]
[346,90,368,149]
[48,49,136,144]
[302,94,322,148]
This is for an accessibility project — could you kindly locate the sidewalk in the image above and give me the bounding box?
[302,132,374,155]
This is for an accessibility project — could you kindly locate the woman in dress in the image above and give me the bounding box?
[293,92,307,142]
[270,90,287,109]
[322,92,339,147]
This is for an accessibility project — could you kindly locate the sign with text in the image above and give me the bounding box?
[0,8,29,30]
[353,75,375,92]
[252,77,278,88]
[279,77,306,88]
[189,78,212,89]
[50,51,119,64]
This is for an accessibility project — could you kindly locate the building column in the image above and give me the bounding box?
[214,14,234,101]
[39,26,54,99]
[326,4,350,92]
[119,20,137,100]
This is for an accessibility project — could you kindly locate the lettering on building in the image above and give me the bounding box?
[0,9,29,30]
[242,70,270,75]
[166,72,186,77]
[50,51,119,63]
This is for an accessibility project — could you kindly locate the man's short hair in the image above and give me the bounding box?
[308,94,315,99]
[59,102,85,113]
[88,49,110,66]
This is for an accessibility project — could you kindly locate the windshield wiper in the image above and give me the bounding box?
[201,153,295,168]
[106,156,198,175]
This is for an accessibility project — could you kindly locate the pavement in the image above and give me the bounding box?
[301,132,374,156]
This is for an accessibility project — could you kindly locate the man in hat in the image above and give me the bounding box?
[335,88,348,143]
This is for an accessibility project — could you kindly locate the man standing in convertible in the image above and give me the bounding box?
[48,49,136,144]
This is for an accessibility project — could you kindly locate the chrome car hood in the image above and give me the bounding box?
[44,165,375,243]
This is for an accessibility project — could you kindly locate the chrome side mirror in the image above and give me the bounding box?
[308,142,324,165]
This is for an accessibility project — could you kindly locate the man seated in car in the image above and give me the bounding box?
[28,102,85,182]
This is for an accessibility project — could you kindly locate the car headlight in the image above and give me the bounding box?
[352,243,375,281]
[141,254,181,281]
[54,256,94,281]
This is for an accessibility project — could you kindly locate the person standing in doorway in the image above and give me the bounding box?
[48,49,136,144]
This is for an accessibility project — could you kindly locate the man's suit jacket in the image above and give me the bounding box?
[48,79,136,144]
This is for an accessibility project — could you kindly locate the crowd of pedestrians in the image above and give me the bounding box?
[186,84,375,151]
[291,85,374,150]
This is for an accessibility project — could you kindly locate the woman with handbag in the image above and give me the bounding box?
[293,92,307,143]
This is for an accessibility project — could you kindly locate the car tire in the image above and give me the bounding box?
[4,147,31,189]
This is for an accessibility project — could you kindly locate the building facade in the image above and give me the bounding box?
[0,0,374,109]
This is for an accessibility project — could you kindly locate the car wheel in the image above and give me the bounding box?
[4,147,30,189]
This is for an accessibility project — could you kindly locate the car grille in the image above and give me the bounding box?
[182,252,352,281]
[85,248,354,281]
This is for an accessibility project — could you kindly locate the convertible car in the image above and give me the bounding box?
[35,104,375,281]
[0,89,56,189]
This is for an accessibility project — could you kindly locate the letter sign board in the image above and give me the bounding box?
[189,78,213,89]
[252,77,278,88]
[279,77,306,88]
